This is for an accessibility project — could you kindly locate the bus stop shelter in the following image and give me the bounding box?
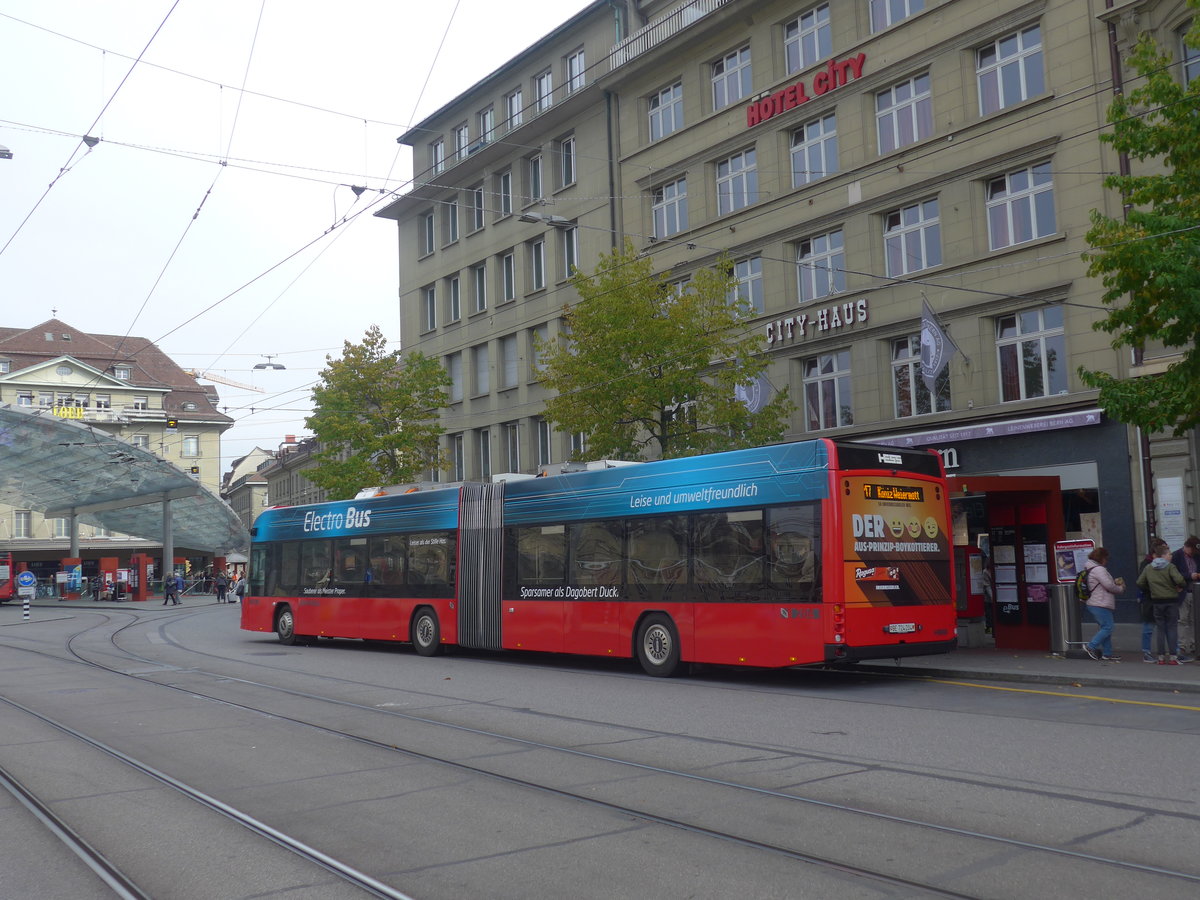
[0,405,248,572]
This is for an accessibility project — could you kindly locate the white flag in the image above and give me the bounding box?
[920,300,958,396]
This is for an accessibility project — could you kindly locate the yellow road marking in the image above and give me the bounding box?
[922,676,1200,711]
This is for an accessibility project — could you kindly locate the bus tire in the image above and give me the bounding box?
[276,606,298,646]
[411,607,442,656]
[636,613,680,677]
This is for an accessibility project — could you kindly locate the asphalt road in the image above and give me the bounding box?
[1,601,1197,899]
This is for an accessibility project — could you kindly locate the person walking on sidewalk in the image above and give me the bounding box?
[1171,536,1199,661]
[1138,542,1186,664]
[1082,547,1125,661]
[1138,538,1170,662]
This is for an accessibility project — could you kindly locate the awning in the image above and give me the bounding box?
[0,404,248,554]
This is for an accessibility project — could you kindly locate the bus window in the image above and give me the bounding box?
[334,538,369,586]
[280,542,302,593]
[767,504,821,601]
[300,540,333,589]
[250,546,272,596]
[570,520,623,586]
[369,535,406,586]
[517,525,566,585]
[409,532,452,586]
[694,509,764,586]
[628,515,687,585]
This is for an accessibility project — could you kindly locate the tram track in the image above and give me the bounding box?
[4,606,1196,897]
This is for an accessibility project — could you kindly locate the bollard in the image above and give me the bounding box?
[22,594,29,620]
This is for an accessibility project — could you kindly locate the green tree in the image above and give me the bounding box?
[536,240,793,460]
[305,325,449,499]
[1081,18,1200,435]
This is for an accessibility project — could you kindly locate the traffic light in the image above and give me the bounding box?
[184,560,191,575]
[188,466,200,475]
[165,418,178,430]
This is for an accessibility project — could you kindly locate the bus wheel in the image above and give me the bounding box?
[411,608,442,657]
[636,613,680,677]
[276,606,298,646]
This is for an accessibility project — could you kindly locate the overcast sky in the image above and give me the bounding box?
[0,0,593,469]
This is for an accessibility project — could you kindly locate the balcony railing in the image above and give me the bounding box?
[607,0,731,70]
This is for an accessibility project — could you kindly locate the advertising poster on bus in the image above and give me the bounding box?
[840,475,952,606]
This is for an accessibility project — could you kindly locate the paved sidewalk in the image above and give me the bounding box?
[5,598,1197,693]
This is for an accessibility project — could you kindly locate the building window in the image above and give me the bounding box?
[422,211,437,254]
[503,422,521,471]
[803,350,853,430]
[447,353,463,402]
[506,88,524,129]
[113,365,131,380]
[978,25,1044,115]
[527,154,543,203]
[797,229,844,303]
[893,335,951,417]
[730,257,764,315]
[16,391,33,406]
[422,285,437,331]
[453,123,469,161]
[451,434,465,480]
[477,428,492,478]
[558,135,576,187]
[1182,26,1200,84]
[529,238,546,291]
[877,73,932,154]
[0,359,9,373]
[182,435,200,457]
[570,431,588,458]
[132,434,150,449]
[566,48,586,93]
[870,0,924,33]
[536,417,552,466]
[884,198,941,276]
[472,263,487,312]
[53,517,70,539]
[652,177,688,238]
[987,162,1055,250]
[95,394,111,409]
[38,391,52,407]
[497,170,513,217]
[535,69,554,112]
[56,364,73,376]
[500,334,518,389]
[445,197,459,243]
[14,510,31,539]
[501,252,516,302]
[447,275,461,322]
[530,324,549,378]
[469,184,485,231]
[477,106,494,144]
[784,4,831,75]
[712,46,752,110]
[473,344,490,395]
[648,82,683,141]
[133,396,148,410]
[791,113,838,187]
[716,148,758,215]
[430,138,445,174]
[997,306,1066,401]
[561,226,578,278]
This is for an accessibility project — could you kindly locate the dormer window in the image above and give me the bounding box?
[114,365,131,380]
[181,401,197,411]
[0,359,10,373]
[44,332,54,341]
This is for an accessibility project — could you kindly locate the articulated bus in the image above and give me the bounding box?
[241,440,956,676]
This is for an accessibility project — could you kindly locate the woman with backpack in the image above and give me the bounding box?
[1082,547,1125,661]
[1137,542,1186,665]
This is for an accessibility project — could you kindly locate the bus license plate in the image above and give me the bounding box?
[887,623,917,634]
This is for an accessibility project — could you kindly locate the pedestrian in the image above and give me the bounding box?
[1170,536,1199,661]
[162,574,176,606]
[1137,542,1186,665]
[215,571,228,603]
[234,574,246,603]
[173,573,185,605]
[1137,538,1170,662]
[1082,547,1124,662]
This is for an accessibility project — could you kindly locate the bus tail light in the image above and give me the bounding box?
[832,603,846,643]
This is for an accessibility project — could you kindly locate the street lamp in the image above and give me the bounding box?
[253,354,286,370]
[0,145,12,160]
[518,212,572,228]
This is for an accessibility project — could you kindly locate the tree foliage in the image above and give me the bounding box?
[536,240,794,460]
[305,325,449,499]
[1082,18,1200,435]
